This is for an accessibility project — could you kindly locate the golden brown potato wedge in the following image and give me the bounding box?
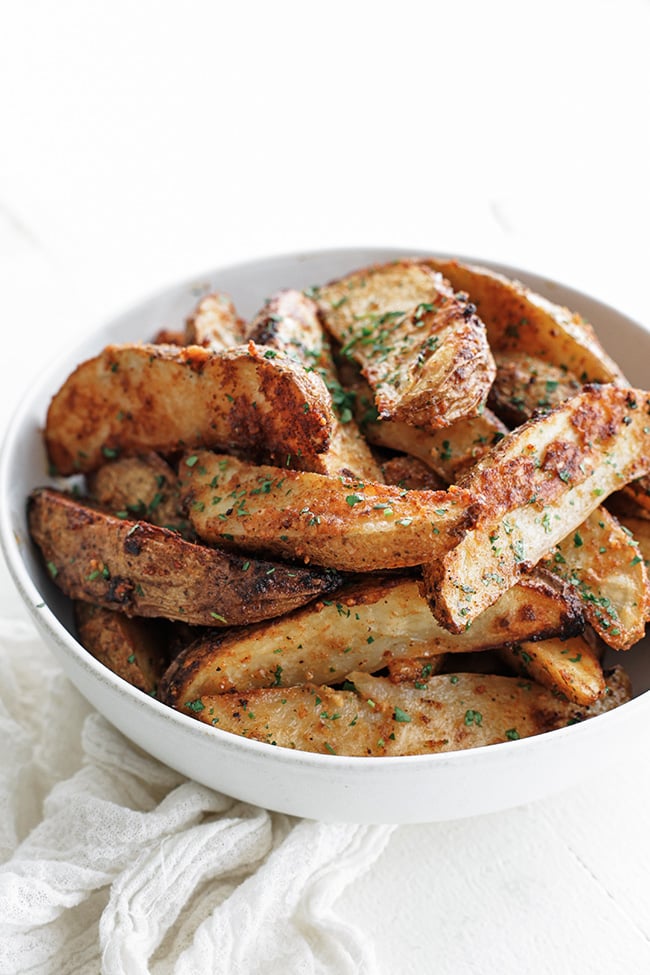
[28,488,340,626]
[181,451,471,572]
[181,667,630,756]
[499,634,605,705]
[344,366,508,481]
[74,601,166,694]
[317,260,495,431]
[482,345,650,525]
[422,385,650,632]
[424,258,626,384]
[184,292,247,350]
[86,452,189,534]
[160,571,583,703]
[248,289,381,480]
[488,352,582,427]
[45,343,333,476]
[542,507,649,649]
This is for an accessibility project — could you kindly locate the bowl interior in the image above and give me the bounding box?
[2,246,649,823]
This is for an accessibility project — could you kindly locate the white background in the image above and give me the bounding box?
[2,1,650,971]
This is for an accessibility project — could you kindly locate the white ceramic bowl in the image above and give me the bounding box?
[2,247,649,824]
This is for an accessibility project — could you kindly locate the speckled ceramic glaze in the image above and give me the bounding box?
[2,248,648,823]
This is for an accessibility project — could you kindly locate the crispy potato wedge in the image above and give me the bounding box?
[28,488,340,626]
[74,601,166,694]
[424,258,626,384]
[488,352,582,427]
[422,385,650,632]
[45,343,333,476]
[317,260,495,430]
[184,292,247,350]
[542,507,649,649]
[181,451,471,571]
[86,452,188,534]
[248,289,381,480]
[182,667,630,756]
[344,366,508,481]
[499,634,605,705]
[483,346,650,523]
[160,571,583,702]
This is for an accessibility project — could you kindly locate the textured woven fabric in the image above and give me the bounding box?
[0,619,394,974]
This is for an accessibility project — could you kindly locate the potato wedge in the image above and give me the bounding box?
[424,259,626,384]
[248,290,381,480]
[74,601,166,694]
[482,345,650,524]
[542,507,649,649]
[181,451,471,571]
[45,343,333,475]
[381,455,447,491]
[617,515,650,566]
[86,452,188,534]
[28,488,340,626]
[184,292,247,350]
[421,385,650,631]
[344,366,508,481]
[499,634,605,705]
[488,352,582,427]
[182,667,630,756]
[317,260,495,430]
[160,571,583,702]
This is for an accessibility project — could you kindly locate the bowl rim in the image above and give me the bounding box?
[1,244,648,775]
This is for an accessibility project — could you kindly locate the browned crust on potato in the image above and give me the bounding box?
[28,488,340,626]
[86,452,188,533]
[488,352,582,427]
[160,570,583,704]
[422,385,650,631]
[73,601,166,693]
[248,289,381,481]
[181,451,474,572]
[424,258,626,384]
[317,260,495,431]
[45,343,333,475]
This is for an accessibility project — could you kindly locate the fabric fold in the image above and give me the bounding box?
[0,620,394,975]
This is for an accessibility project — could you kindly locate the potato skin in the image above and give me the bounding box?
[74,601,166,694]
[317,260,495,431]
[28,488,340,626]
[423,385,650,631]
[248,289,381,481]
[87,452,188,533]
[182,451,474,572]
[424,258,626,385]
[45,343,333,476]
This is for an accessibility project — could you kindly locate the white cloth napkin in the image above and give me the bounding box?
[0,618,395,975]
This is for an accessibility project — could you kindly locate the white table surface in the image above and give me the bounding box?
[2,2,650,971]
